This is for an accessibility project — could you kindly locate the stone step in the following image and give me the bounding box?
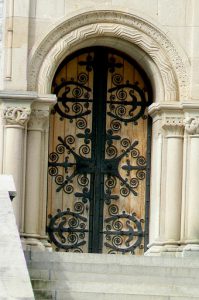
[28,261,199,279]
[31,278,199,298]
[29,269,199,286]
[33,289,55,300]
[26,251,199,268]
[26,252,199,274]
[25,251,199,300]
[34,290,189,300]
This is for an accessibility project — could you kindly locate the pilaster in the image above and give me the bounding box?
[0,91,56,246]
[22,94,56,250]
[162,119,184,248]
[146,103,184,256]
[0,91,36,231]
[182,116,199,255]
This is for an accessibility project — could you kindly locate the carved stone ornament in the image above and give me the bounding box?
[28,11,189,101]
[28,109,49,130]
[4,107,31,125]
[31,109,49,119]
[162,118,184,135]
[184,117,199,135]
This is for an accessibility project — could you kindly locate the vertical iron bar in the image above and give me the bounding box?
[144,116,152,252]
[89,48,108,253]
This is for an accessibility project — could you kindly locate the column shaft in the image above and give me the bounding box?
[149,124,163,244]
[165,135,183,241]
[187,135,199,240]
[25,129,42,234]
[23,103,54,249]
[3,125,25,229]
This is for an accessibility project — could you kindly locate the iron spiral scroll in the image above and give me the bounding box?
[104,206,144,254]
[47,206,88,252]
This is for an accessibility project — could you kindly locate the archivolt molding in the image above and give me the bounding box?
[28,11,189,101]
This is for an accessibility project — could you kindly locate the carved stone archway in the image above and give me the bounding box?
[28,10,189,102]
[25,11,195,255]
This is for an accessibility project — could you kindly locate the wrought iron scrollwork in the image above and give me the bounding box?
[107,73,148,125]
[78,54,94,72]
[53,81,92,120]
[52,57,93,121]
[75,187,91,204]
[47,206,88,252]
[104,189,119,205]
[76,128,92,144]
[108,56,123,73]
[49,136,146,200]
[48,135,94,193]
[104,204,144,254]
[103,140,146,197]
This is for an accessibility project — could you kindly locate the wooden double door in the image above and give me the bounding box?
[47,47,152,254]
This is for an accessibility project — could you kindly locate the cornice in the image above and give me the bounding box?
[148,102,183,117]
[0,90,37,102]
[149,101,199,118]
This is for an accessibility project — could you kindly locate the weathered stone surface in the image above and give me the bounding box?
[0,175,34,299]
[27,251,199,299]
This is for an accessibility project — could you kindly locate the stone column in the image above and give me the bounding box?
[0,91,37,231]
[146,117,164,254]
[183,117,199,254]
[3,106,31,230]
[163,119,184,251]
[146,102,184,256]
[22,96,56,249]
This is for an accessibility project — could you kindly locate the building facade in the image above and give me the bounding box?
[0,0,199,257]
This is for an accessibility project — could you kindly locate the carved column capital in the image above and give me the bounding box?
[28,109,50,130]
[3,106,31,126]
[184,117,199,135]
[162,118,184,136]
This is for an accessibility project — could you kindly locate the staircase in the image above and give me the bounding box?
[25,251,199,300]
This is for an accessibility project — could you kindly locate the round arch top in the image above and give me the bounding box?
[28,10,189,102]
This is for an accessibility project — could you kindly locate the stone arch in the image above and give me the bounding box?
[28,10,189,102]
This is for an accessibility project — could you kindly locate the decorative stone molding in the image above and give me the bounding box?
[0,90,37,125]
[184,117,199,135]
[28,11,189,101]
[3,106,31,126]
[27,95,56,131]
[162,118,184,135]
[163,118,184,127]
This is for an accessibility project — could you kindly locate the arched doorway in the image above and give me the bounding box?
[47,47,152,254]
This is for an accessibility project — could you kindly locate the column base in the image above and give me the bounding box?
[145,242,183,256]
[182,243,199,257]
[20,233,52,252]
